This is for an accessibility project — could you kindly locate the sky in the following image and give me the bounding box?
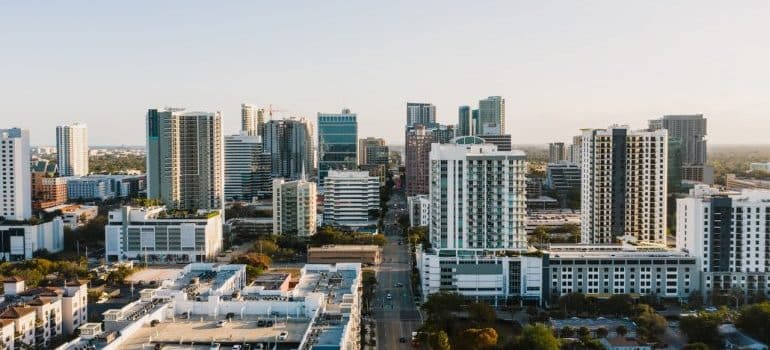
[2,1,769,146]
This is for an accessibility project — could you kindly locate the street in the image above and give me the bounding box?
[372,189,422,349]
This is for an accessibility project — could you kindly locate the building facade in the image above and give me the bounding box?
[224,133,269,200]
[429,137,528,250]
[56,123,89,177]
[0,128,31,221]
[580,126,668,245]
[263,118,313,181]
[358,137,388,167]
[677,185,770,299]
[406,102,436,128]
[32,173,67,210]
[478,134,512,152]
[545,162,581,197]
[457,106,472,136]
[649,114,711,183]
[240,103,267,137]
[322,170,379,230]
[66,177,114,201]
[318,110,358,185]
[0,218,64,260]
[548,142,567,163]
[407,194,430,227]
[146,108,224,211]
[272,178,317,236]
[477,96,505,135]
[105,206,223,263]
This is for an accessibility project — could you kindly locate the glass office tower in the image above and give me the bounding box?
[317,109,358,186]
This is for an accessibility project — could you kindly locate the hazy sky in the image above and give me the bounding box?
[2,1,769,146]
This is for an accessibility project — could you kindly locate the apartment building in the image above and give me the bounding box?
[0,128,31,221]
[580,126,668,245]
[272,178,317,236]
[56,123,89,177]
[678,185,770,298]
[428,136,528,250]
[322,170,379,230]
[407,194,430,227]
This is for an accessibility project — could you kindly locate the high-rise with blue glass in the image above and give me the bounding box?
[317,109,358,186]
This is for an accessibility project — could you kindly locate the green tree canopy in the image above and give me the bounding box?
[736,301,770,344]
[517,324,560,350]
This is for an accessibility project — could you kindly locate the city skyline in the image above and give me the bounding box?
[3,1,770,146]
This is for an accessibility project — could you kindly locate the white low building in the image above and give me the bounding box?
[62,263,362,350]
[322,170,379,230]
[105,206,223,264]
[0,218,64,260]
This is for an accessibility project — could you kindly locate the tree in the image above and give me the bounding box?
[682,343,710,350]
[517,324,560,350]
[232,252,271,270]
[602,294,634,317]
[576,326,591,341]
[529,226,550,247]
[468,302,497,326]
[615,325,628,337]
[458,328,497,350]
[634,305,667,342]
[736,301,770,344]
[595,327,608,338]
[429,330,451,350]
[559,326,574,338]
[680,312,725,348]
[559,293,587,316]
[687,291,704,310]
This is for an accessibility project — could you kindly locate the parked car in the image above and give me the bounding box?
[278,331,288,340]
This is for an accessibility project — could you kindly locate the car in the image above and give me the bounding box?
[278,331,288,340]
[216,320,227,327]
[399,337,407,343]
[257,320,265,327]
[232,345,243,350]
[386,293,392,300]
[210,343,221,350]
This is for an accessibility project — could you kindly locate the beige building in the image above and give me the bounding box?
[272,179,317,236]
[308,245,382,265]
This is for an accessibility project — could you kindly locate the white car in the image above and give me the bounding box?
[210,343,221,350]
[278,331,288,340]
[216,319,227,327]
[386,293,392,300]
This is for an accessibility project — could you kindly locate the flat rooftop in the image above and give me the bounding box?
[119,317,307,349]
[309,245,381,252]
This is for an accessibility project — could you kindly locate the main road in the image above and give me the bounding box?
[372,189,423,349]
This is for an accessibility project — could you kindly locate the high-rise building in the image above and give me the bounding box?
[478,96,505,135]
[263,118,313,180]
[317,109,358,185]
[471,109,479,135]
[649,114,710,183]
[545,162,581,198]
[457,106,472,136]
[146,108,224,211]
[358,137,388,167]
[677,185,770,298]
[0,128,31,221]
[225,133,271,200]
[567,135,583,165]
[322,170,379,230]
[548,142,567,163]
[429,136,528,250]
[272,178,317,236]
[56,123,89,176]
[406,102,436,128]
[431,124,455,144]
[240,103,267,137]
[405,125,433,196]
[580,126,668,245]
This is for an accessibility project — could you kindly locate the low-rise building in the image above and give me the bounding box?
[545,162,581,197]
[308,245,382,265]
[544,244,697,302]
[62,263,362,350]
[43,204,98,229]
[0,218,64,260]
[0,277,88,348]
[31,173,68,210]
[105,206,223,264]
[725,174,770,191]
[417,248,543,306]
[599,337,651,350]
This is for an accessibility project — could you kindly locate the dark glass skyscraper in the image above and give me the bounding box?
[457,106,471,136]
[317,109,358,185]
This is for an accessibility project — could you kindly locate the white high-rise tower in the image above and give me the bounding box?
[56,123,89,176]
[0,128,32,221]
